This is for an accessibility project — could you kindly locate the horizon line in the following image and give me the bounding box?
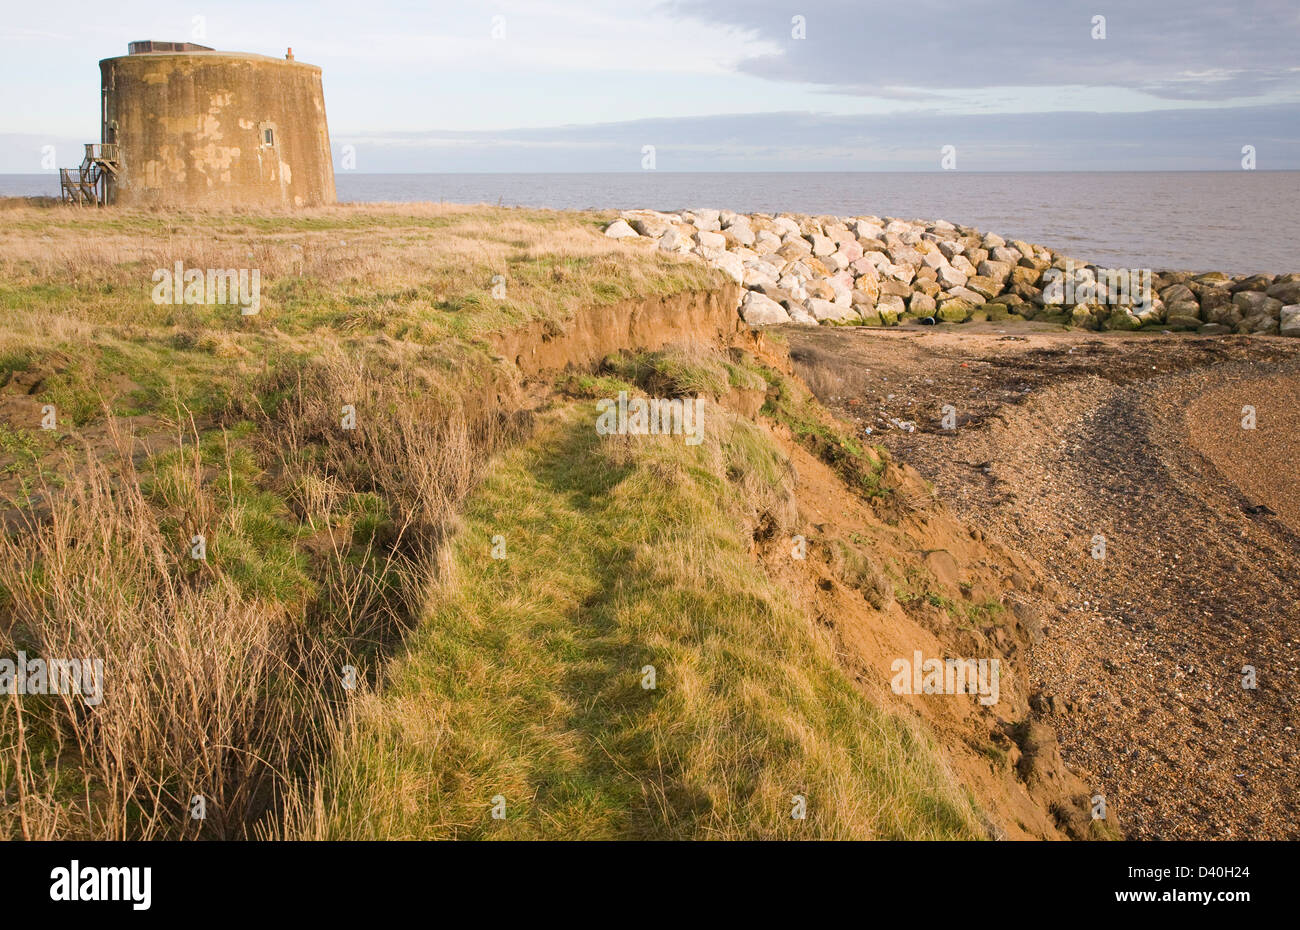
[4,168,1299,177]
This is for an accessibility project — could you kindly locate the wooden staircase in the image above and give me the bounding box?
[59,143,119,206]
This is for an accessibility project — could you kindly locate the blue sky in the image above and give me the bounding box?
[2,0,1298,171]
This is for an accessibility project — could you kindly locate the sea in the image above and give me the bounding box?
[3,171,1295,275]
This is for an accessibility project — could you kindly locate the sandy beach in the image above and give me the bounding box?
[786,325,1300,838]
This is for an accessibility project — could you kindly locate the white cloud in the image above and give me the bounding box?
[221,0,782,77]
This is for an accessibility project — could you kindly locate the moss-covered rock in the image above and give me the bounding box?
[1165,298,1203,330]
[876,295,905,325]
[937,298,974,322]
[909,291,937,317]
[1070,304,1096,328]
[1102,308,1142,331]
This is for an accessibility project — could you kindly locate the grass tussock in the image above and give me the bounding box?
[598,344,731,399]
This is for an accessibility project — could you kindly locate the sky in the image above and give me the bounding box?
[2,0,1298,172]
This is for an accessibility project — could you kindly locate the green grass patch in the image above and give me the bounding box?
[309,401,983,839]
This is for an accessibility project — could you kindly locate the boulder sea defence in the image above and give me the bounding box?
[606,209,1300,336]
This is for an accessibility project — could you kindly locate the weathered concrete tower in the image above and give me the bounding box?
[98,41,336,208]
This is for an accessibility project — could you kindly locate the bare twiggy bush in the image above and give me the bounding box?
[240,350,507,636]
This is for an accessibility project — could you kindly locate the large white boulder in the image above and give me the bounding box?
[806,298,858,323]
[978,259,1013,283]
[887,245,922,267]
[695,229,727,251]
[777,274,808,301]
[727,224,756,247]
[938,240,965,261]
[710,251,745,285]
[658,228,690,253]
[1281,305,1300,336]
[688,208,722,229]
[786,302,819,325]
[809,234,836,257]
[829,277,854,306]
[876,294,906,323]
[853,219,884,240]
[887,263,916,284]
[922,251,951,272]
[742,267,777,290]
[604,219,638,239]
[771,216,801,237]
[739,290,791,326]
[862,251,892,272]
[951,254,977,277]
[936,264,968,289]
[622,210,677,238]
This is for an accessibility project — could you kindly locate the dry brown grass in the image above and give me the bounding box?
[0,202,715,334]
[0,205,985,842]
[0,423,334,839]
[0,345,512,838]
[787,339,880,403]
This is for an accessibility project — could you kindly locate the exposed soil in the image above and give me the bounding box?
[491,284,746,379]
[1,286,751,526]
[784,322,1300,839]
[753,430,1102,839]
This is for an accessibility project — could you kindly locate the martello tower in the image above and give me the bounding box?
[65,41,336,208]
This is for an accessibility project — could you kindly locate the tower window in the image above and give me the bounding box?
[262,127,274,146]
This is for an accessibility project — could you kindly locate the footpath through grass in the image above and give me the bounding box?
[1,203,981,840]
[0,203,715,839]
[304,398,982,839]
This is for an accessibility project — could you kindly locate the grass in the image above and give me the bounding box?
[0,202,987,841]
[0,201,718,448]
[600,345,731,399]
[0,202,713,338]
[0,424,45,472]
[2,201,716,838]
[289,400,981,839]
